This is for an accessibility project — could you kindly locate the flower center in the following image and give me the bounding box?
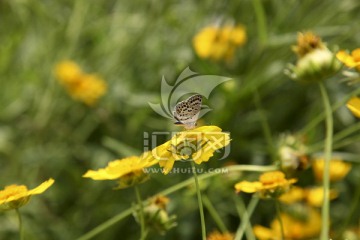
[0,185,28,200]
[259,171,286,185]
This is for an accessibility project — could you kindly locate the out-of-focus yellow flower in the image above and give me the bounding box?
[148,126,230,174]
[193,24,246,62]
[279,186,305,204]
[286,32,341,83]
[312,158,351,182]
[83,153,157,189]
[54,60,107,106]
[55,60,83,85]
[207,230,234,240]
[254,207,321,240]
[234,171,297,198]
[336,48,360,71]
[0,179,54,210]
[305,187,338,207]
[346,97,360,118]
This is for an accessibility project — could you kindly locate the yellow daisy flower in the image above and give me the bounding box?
[346,97,360,118]
[279,186,305,204]
[336,48,360,70]
[312,158,351,182]
[305,187,338,207]
[192,24,246,62]
[254,207,321,240]
[234,171,297,198]
[54,60,107,106]
[149,126,230,174]
[83,153,157,189]
[207,230,234,240]
[0,179,55,210]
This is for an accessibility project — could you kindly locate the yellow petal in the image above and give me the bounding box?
[28,178,55,195]
[336,50,357,67]
[234,181,262,193]
[347,97,360,118]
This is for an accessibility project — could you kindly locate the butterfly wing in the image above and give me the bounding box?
[173,94,202,129]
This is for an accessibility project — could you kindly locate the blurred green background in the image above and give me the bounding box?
[1,0,360,239]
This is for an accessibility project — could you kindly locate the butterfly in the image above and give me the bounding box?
[173,94,202,130]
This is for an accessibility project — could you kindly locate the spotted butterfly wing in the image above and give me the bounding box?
[173,94,202,130]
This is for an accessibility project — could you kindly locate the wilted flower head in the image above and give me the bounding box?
[0,179,54,211]
[54,60,107,106]
[277,133,309,173]
[285,32,341,83]
[312,157,351,182]
[193,24,246,62]
[148,126,230,174]
[234,171,297,198]
[83,153,157,189]
[135,195,177,235]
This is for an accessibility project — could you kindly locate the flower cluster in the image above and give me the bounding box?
[193,24,247,62]
[54,60,107,106]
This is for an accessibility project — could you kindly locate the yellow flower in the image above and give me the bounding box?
[54,60,83,85]
[305,187,338,207]
[54,61,107,106]
[148,126,230,174]
[0,179,55,210]
[83,153,157,189]
[254,207,321,240]
[279,186,305,204]
[346,97,360,118]
[192,24,246,62]
[271,208,321,239]
[336,48,360,71]
[67,74,107,106]
[234,171,297,198]
[312,158,351,182]
[207,230,234,240]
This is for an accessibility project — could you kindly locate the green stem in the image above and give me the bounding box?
[254,89,276,161]
[191,161,206,240]
[77,165,277,240]
[234,195,259,240]
[202,195,228,233]
[307,121,360,154]
[15,208,24,240]
[134,185,147,240]
[300,86,360,135]
[318,82,333,240]
[251,0,268,45]
[275,200,284,240]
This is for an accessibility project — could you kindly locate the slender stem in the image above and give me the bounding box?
[251,0,268,45]
[254,89,276,161]
[191,161,206,240]
[15,208,24,240]
[234,195,259,240]
[134,185,147,240]
[318,82,333,240]
[300,86,360,135]
[275,200,284,240]
[77,165,277,240]
[202,195,228,233]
